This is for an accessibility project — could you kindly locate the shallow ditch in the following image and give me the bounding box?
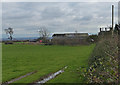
[2,71,37,85]
[32,66,68,85]
[2,66,67,85]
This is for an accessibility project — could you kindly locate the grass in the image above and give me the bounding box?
[2,44,95,84]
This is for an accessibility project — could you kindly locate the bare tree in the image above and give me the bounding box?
[38,26,49,42]
[4,27,14,41]
[75,30,77,33]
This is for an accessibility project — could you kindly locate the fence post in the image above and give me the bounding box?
[112,5,114,36]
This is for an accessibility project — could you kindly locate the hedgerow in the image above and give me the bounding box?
[82,34,119,84]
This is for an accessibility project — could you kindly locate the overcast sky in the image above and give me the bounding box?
[2,2,118,37]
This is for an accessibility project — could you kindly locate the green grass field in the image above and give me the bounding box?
[2,44,95,84]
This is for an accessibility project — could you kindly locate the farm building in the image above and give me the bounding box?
[52,33,88,39]
[52,33,89,45]
[98,27,112,35]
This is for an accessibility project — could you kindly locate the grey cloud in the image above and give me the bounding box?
[40,7,65,20]
[73,15,93,22]
[2,2,118,37]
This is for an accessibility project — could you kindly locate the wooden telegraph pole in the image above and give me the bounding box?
[112,5,114,35]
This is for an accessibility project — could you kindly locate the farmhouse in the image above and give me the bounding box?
[52,33,89,45]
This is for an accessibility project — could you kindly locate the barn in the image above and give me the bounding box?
[52,33,89,45]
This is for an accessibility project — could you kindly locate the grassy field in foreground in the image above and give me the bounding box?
[2,44,95,84]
